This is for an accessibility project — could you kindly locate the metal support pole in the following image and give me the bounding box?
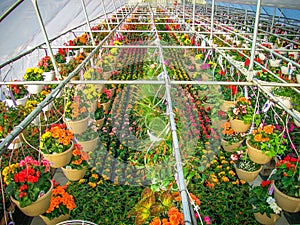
[244,9,247,27]
[31,0,60,79]
[183,0,185,23]
[100,0,111,30]
[210,0,215,40]
[112,0,120,23]
[192,0,196,31]
[148,3,195,224]
[0,0,24,22]
[271,7,276,31]
[81,0,95,45]
[247,0,261,81]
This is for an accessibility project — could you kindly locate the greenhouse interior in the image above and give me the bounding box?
[0,0,300,224]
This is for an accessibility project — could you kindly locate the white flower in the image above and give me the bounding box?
[266,197,275,204]
[233,108,239,115]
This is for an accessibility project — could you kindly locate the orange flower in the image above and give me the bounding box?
[150,217,161,225]
[263,125,275,134]
[254,134,262,142]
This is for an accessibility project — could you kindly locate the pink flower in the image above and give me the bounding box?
[204,216,211,224]
[230,154,238,161]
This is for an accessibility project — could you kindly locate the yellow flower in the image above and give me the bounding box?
[229,170,236,176]
[218,171,225,176]
[216,165,222,169]
[240,180,246,185]
[221,160,228,165]
[79,179,85,184]
[88,182,96,188]
[91,173,99,179]
[221,176,229,182]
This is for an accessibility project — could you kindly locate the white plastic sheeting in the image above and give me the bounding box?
[0,0,120,66]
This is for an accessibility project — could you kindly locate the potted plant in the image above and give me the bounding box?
[23,67,44,94]
[61,143,89,181]
[249,180,282,225]
[228,97,254,133]
[4,81,28,107]
[64,93,90,134]
[1,156,53,216]
[0,103,28,149]
[93,104,106,129]
[76,124,99,153]
[270,155,300,213]
[40,123,74,168]
[40,183,76,225]
[221,121,245,152]
[219,85,238,112]
[246,123,288,164]
[291,95,300,126]
[273,87,293,109]
[38,56,55,81]
[99,88,112,113]
[230,147,262,182]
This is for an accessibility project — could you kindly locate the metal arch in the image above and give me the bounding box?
[81,0,96,46]
[31,0,60,79]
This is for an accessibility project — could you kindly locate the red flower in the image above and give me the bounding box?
[261,180,271,188]
[19,192,27,198]
[229,85,238,95]
[244,58,250,66]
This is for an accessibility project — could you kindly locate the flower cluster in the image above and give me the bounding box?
[150,207,184,225]
[249,180,282,216]
[76,124,98,142]
[6,81,28,100]
[2,156,51,207]
[228,97,253,123]
[64,95,89,121]
[38,56,54,72]
[231,148,260,172]
[42,183,76,220]
[222,121,245,144]
[270,155,300,197]
[66,143,89,169]
[100,89,112,103]
[205,153,246,188]
[23,68,44,81]
[248,123,287,156]
[74,33,89,45]
[40,123,74,154]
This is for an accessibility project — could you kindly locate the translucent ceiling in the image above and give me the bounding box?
[0,0,118,66]
[0,0,300,67]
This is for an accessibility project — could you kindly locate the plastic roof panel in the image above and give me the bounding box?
[0,0,118,65]
[214,0,300,10]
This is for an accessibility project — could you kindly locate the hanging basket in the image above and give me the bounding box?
[220,100,235,112]
[77,137,99,153]
[88,101,97,113]
[229,119,251,133]
[296,74,300,84]
[40,213,70,225]
[269,59,281,68]
[27,84,43,94]
[43,71,55,81]
[275,96,292,109]
[234,164,262,182]
[10,180,53,217]
[273,183,300,213]
[62,166,87,181]
[64,116,89,134]
[253,212,280,225]
[100,101,111,113]
[95,118,105,129]
[292,109,300,127]
[246,139,272,164]
[42,142,74,168]
[5,96,28,108]
[221,139,244,152]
